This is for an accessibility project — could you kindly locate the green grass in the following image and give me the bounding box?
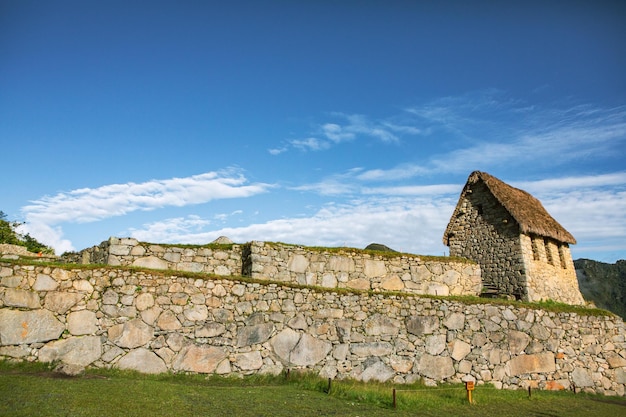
[1,361,624,417]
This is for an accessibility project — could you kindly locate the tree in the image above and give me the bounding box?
[0,211,54,254]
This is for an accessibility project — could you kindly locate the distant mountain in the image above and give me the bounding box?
[364,243,397,252]
[575,259,626,320]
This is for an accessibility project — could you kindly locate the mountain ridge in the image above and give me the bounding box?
[575,258,626,320]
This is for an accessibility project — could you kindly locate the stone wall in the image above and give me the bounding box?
[64,237,244,276]
[1,262,625,396]
[64,238,482,297]
[520,235,585,305]
[243,241,481,296]
[446,181,527,299]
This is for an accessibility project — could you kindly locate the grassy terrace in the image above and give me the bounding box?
[0,257,616,317]
[1,360,625,417]
[257,240,475,263]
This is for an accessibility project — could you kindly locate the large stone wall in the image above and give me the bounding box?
[243,241,481,296]
[1,262,625,396]
[64,238,482,297]
[64,237,244,276]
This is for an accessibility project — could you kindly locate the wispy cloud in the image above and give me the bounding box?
[351,101,626,181]
[273,112,421,154]
[290,137,330,151]
[513,172,626,193]
[20,170,272,253]
[362,184,461,196]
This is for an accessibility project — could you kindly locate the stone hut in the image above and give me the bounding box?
[443,171,585,305]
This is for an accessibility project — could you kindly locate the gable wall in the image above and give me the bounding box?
[446,182,528,299]
[520,234,585,305]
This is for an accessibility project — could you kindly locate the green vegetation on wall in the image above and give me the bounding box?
[0,211,53,254]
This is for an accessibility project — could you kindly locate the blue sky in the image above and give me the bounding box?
[1,1,625,263]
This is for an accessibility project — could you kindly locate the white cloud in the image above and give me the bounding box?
[278,112,422,154]
[127,197,457,256]
[356,164,430,181]
[331,114,401,144]
[113,171,626,263]
[362,184,461,196]
[291,180,356,196]
[20,170,271,254]
[290,137,330,151]
[322,123,355,143]
[268,147,288,155]
[513,172,626,193]
[128,215,212,243]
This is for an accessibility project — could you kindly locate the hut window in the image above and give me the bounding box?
[476,204,483,215]
[531,237,540,261]
[558,245,567,269]
[544,238,554,265]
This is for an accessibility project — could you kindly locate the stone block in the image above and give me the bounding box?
[117,348,167,374]
[406,316,439,336]
[33,274,59,291]
[196,322,226,338]
[350,342,393,357]
[360,357,394,382]
[271,328,301,363]
[287,254,309,273]
[427,283,449,296]
[237,323,274,347]
[109,244,131,256]
[449,339,472,361]
[364,260,386,278]
[39,336,101,367]
[73,280,94,293]
[606,352,626,368]
[418,354,455,380]
[381,276,404,291]
[108,318,153,349]
[425,334,447,355]
[67,310,98,335]
[235,351,263,370]
[508,330,531,354]
[135,293,154,311]
[0,309,64,345]
[346,278,370,290]
[183,305,209,322]
[157,310,182,330]
[290,333,332,366]
[173,345,228,373]
[572,368,594,388]
[364,314,399,336]
[328,256,355,272]
[4,288,40,309]
[177,262,203,273]
[132,256,169,270]
[443,312,465,330]
[508,352,556,376]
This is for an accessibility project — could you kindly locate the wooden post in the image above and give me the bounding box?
[392,388,396,409]
[528,386,531,398]
[327,377,332,394]
[465,381,475,404]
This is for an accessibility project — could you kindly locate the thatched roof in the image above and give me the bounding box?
[443,171,576,244]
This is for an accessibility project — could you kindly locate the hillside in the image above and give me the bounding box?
[575,259,626,320]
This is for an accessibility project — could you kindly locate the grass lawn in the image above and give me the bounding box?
[1,361,624,416]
